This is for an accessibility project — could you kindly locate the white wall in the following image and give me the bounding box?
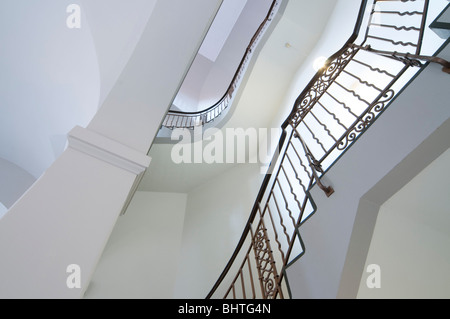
[84,191,187,299]
[0,146,140,298]
[84,163,264,299]
[174,162,264,298]
[0,0,100,178]
[357,149,450,299]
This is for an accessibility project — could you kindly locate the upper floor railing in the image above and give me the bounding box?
[207,0,450,299]
[161,0,281,130]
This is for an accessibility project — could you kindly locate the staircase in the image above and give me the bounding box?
[205,0,450,299]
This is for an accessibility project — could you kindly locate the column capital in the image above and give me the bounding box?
[67,126,151,175]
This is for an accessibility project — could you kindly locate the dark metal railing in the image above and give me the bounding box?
[207,0,450,299]
[161,0,281,130]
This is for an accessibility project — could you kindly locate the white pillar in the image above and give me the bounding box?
[87,0,224,152]
[0,126,151,298]
[0,0,223,298]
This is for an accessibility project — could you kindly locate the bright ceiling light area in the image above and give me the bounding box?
[313,56,328,71]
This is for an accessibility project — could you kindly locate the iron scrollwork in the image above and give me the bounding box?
[290,45,359,127]
[251,220,283,299]
[337,88,396,151]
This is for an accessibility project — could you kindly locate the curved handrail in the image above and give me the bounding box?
[162,0,281,129]
[206,0,370,299]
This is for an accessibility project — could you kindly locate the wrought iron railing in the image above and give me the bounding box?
[207,0,450,299]
[161,0,282,130]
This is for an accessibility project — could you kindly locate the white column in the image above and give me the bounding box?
[0,126,151,298]
[0,0,223,298]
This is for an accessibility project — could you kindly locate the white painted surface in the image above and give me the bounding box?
[0,0,220,188]
[174,163,263,298]
[0,0,100,178]
[67,126,151,175]
[84,192,187,299]
[357,149,450,299]
[88,0,223,153]
[82,161,263,299]
[80,0,158,106]
[0,147,138,298]
[83,163,263,299]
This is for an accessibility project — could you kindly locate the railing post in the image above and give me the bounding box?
[292,124,335,198]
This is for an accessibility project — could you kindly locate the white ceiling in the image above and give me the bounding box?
[0,0,156,179]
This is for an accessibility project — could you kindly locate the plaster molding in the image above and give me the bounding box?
[67,126,151,175]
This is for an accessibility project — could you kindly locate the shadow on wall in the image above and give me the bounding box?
[0,157,36,212]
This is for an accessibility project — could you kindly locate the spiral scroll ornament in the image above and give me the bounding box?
[337,89,395,151]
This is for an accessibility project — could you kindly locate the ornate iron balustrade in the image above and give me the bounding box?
[161,0,282,130]
[207,0,450,299]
